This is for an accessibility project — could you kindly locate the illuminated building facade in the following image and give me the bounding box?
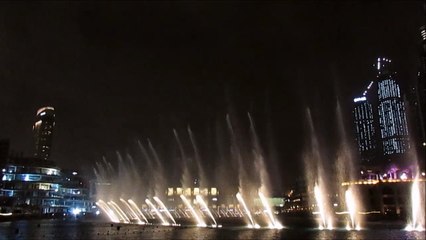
[342,176,426,217]
[353,58,410,168]
[0,157,93,214]
[33,107,55,161]
[376,58,409,157]
[166,186,220,208]
[353,81,376,164]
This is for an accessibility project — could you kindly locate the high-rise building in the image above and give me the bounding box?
[353,58,410,169]
[33,107,55,161]
[376,58,410,157]
[353,81,376,165]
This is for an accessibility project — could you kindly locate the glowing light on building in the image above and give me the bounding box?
[354,97,367,103]
[33,107,55,160]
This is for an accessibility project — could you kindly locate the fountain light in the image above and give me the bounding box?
[236,192,257,228]
[154,196,177,225]
[258,192,282,229]
[314,184,333,230]
[180,195,206,227]
[345,188,360,230]
[128,199,149,223]
[108,201,130,223]
[196,195,217,226]
[405,176,425,232]
[145,199,169,225]
[120,198,144,224]
[96,200,120,223]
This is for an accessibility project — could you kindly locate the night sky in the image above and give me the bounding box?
[0,2,424,191]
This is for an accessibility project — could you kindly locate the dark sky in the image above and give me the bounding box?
[0,1,424,191]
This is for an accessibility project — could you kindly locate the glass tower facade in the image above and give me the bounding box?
[376,58,409,156]
[33,107,55,161]
[353,81,376,164]
[353,58,410,168]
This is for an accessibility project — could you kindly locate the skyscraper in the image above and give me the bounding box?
[376,58,409,157]
[33,107,55,161]
[353,81,376,165]
[353,58,409,169]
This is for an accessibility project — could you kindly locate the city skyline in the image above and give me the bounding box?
[0,2,424,190]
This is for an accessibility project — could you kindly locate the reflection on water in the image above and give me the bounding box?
[0,220,425,240]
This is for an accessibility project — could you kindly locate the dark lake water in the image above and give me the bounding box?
[0,220,425,240]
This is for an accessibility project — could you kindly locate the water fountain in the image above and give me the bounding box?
[258,192,282,229]
[128,199,149,223]
[180,195,206,227]
[336,101,362,231]
[314,184,333,230]
[96,200,120,223]
[94,113,284,229]
[236,192,259,228]
[120,198,144,224]
[405,172,425,232]
[145,199,169,225]
[109,201,130,223]
[196,195,217,227]
[153,196,177,225]
[344,188,360,230]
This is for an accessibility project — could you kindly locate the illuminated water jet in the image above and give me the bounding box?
[96,200,120,223]
[236,192,258,228]
[119,198,143,224]
[314,184,333,230]
[108,201,130,223]
[405,176,425,232]
[180,195,206,227]
[154,196,177,225]
[258,192,282,229]
[196,195,217,226]
[128,199,149,223]
[145,199,169,225]
[345,188,360,230]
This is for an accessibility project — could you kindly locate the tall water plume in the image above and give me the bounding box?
[226,114,248,194]
[173,129,192,188]
[335,100,362,230]
[188,125,209,187]
[406,166,425,231]
[304,108,334,229]
[248,113,282,228]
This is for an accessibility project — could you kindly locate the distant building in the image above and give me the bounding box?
[165,186,220,208]
[0,157,93,214]
[353,58,410,170]
[342,176,426,218]
[33,107,55,161]
[376,58,409,158]
[353,81,377,165]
